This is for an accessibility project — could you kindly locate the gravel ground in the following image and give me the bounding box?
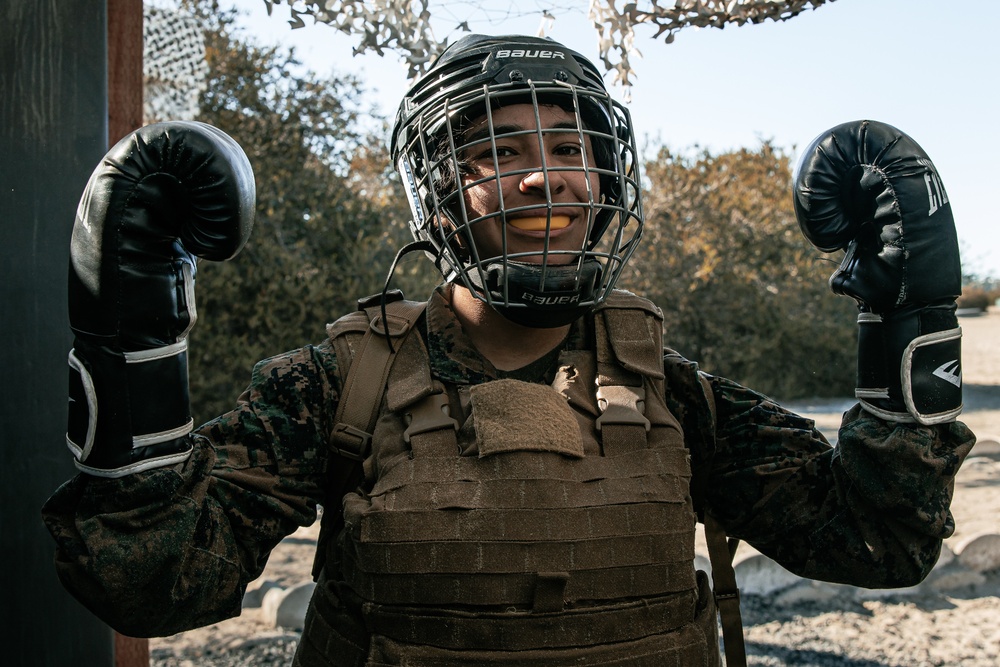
[151,308,1000,666]
[149,584,1000,667]
[149,576,1000,667]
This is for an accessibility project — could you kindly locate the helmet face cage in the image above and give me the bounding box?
[393,36,644,326]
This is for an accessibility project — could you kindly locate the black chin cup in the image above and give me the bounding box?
[467,259,603,328]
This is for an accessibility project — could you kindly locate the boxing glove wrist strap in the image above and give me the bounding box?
[856,305,963,426]
[67,339,193,477]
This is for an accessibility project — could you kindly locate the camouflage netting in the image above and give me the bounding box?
[137,0,835,117]
[143,4,209,122]
[261,0,836,85]
[138,0,835,108]
[587,0,836,87]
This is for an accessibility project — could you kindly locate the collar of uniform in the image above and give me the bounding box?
[425,284,585,386]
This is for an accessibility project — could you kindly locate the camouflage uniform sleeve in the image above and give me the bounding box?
[41,339,342,637]
[700,374,976,588]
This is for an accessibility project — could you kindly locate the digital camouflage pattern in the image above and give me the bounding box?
[43,284,976,641]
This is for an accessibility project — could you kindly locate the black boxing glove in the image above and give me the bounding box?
[793,119,962,425]
[67,121,255,476]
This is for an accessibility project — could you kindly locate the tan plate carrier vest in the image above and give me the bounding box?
[295,290,744,667]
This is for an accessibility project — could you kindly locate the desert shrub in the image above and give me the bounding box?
[958,287,993,311]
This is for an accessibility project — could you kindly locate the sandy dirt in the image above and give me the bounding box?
[151,308,1000,666]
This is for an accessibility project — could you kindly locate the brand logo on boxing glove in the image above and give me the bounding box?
[932,360,962,388]
[919,159,949,216]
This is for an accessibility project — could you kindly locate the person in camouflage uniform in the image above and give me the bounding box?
[44,34,975,666]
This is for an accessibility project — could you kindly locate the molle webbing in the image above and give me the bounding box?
[342,449,697,605]
[338,292,706,656]
[362,594,697,651]
[365,611,716,667]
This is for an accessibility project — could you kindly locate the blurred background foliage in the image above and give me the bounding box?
[620,143,858,399]
[179,1,996,421]
[183,1,437,419]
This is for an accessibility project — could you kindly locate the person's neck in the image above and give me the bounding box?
[448,284,571,372]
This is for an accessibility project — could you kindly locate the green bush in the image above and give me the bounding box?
[181,2,436,421]
[621,144,857,400]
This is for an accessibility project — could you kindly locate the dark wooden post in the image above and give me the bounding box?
[0,0,114,663]
[108,0,144,144]
[108,1,149,665]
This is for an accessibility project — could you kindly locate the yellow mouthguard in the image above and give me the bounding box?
[508,216,571,231]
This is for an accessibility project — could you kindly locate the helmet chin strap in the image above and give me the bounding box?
[465,259,604,328]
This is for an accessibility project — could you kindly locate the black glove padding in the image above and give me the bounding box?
[67,121,255,476]
[793,119,962,425]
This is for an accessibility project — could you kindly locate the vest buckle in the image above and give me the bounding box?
[595,384,651,432]
[330,423,373,461]
[403,390,459,443]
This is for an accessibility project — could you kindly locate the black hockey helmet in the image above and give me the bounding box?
[390,34,644,327]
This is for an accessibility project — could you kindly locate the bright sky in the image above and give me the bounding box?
[230,0,1000,279]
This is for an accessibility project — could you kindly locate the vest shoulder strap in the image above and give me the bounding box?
[595,290,666,383]
[328,293,428,461]
[312,292,427,580]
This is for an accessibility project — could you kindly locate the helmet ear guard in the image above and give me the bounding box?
[391,35,644,328]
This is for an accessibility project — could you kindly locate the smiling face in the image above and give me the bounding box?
[391,37,645,327]
[454,103,602,266]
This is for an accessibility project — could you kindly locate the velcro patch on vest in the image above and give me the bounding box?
[470,379,584,459]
